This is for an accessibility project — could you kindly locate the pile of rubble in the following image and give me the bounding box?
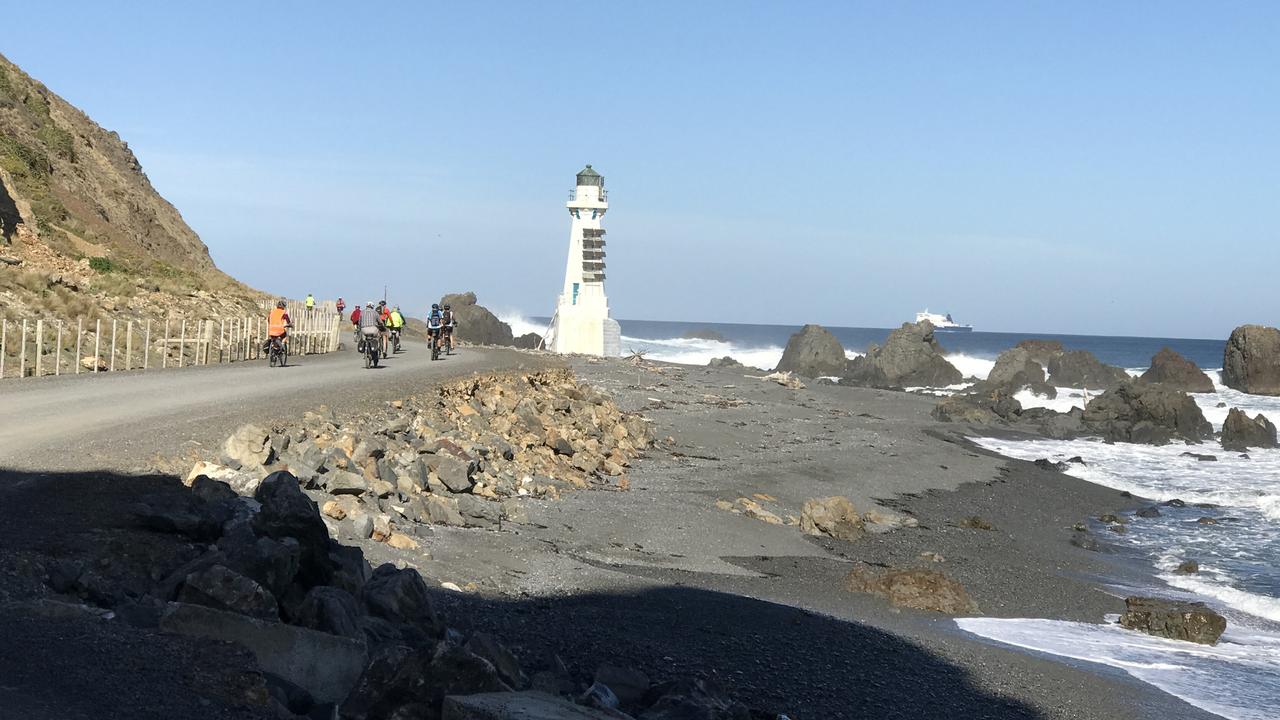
[190,369,655,548]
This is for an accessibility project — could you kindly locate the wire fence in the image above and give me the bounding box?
[0,301,341,380]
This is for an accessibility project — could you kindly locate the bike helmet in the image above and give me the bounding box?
[366,302,375,308]
[443,304,451,310]
[432,303,440,310]
[276,300,286,309]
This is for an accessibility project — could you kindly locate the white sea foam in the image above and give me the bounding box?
[495,312,551,340]
[957,618,1280,720]
[944,354,996,381]
[617,335,784,371]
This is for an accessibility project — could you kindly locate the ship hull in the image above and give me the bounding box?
[933,326,973,332]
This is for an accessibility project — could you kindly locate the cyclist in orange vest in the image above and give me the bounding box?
[265,300,292,353]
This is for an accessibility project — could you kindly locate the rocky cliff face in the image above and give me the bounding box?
[0,52,260,322]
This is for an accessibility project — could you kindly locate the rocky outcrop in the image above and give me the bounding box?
[1221,408,1278,451]
[980,347,1056,398]
[681,328,728,342]
[844,566,977,615]
[931,388,1022,425]
[843,321,962,388]
[1047,350,1130,390]
[774,324,847,378]
[514,332,543,349]
[1015,339,1065,367]
[1223,325,1280,396]
[1140,348,1214,393]
[1082,381,1213,444]
[440,292,514,346]
[1118,597,1226,645]
[708,356,744,369]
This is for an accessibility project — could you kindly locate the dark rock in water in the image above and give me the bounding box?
[1221,407,1279,452]
[931,388,1022,425]
[1180,452,1218,462]
[1223,324,1280,396]
[1197,516,1219,525]
[844,321,962,388]
[1015,339,1065,366]
[1066,456,1086,464]
[440,291,514,346]
[1033,407,1086,439]
[177,565,279,620]
[1118,596,1226,644]
[843,566,978,614]
[1033,458,1068,472]
[1164,498,1187,508]
[1108,524,1128,534]
[682,328,728,342]
[1070,531,1102,552]
[1048,350,1130,390]
[1175,559,1200,574]
[1140,347,1214,393]
[1136,506,1162,518]
[708,356,745,369]
[1099,513,1128,524]
[513,332,543,349]
[1081,381,1214,445]
[983,347,1056,398]
[774,324,847,378]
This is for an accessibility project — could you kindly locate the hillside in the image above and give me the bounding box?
[0,51,263,325]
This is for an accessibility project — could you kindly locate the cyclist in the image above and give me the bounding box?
[264,300,292,354]
[377,302,392,354]
[427,303,444,352]
[357,301,384,353]
[441,303,456,353]
[305,294,315,311]
[335,297,346,321]
[387,305,406,351]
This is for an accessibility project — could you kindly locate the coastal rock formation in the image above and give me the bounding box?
[440,292,515,346]
[682,328,728,342]
[1015,339,1065,367]
[1082,381,1213,444]
[1140,348,1214,393]
[1118,597,1226,645]
[931,388,1022,425]
[843,321,962,388]
[1220,408,1278,451]
[708,356,744,369]
[774,324,847,378]
[1047,350,1130,390]
[980,347,1056,398]
[513,332,543,349]
[1223,325,1280,396]
[844,566,977,615]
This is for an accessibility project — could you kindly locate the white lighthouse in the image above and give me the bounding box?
[545,165,622,356]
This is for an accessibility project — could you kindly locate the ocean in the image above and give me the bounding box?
[504,314,1278,720]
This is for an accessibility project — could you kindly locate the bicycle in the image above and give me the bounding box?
[429,328,441,361]
[267,335,288,367]
[390,327,402,353]
[359,334,380,368]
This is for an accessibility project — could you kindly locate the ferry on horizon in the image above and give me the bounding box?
[916,310,973,332]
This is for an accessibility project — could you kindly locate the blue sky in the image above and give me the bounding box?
[4,2,1277,338]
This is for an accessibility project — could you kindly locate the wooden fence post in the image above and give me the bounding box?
[109,319,117,372]
[179,319,187,368]
[125,321,133,371]
[55,320,63,376]
[76,319,83,375]
[35,319,43,377]
[162,318,171,368]
[1,318,6,379]
[144,320,151,369]
[93,319,101,373]
[19,319,27,378]
[219,319,226,363]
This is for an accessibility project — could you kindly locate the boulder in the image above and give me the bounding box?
[292,586,363,639]
[442,692,621,720]
[1140,347,1214,393]
[185,461,262,497]
[983,347,1056,398]
[1223,325,1280,395]
[774,324,847,378]
[441,292,514,346]
[223,424,275,469]
[708,356,744,369]
[324,469,368,496]
[361,563,441,637]
[252,471,333,587]
[1221,408,1278,451]
[1047,350,1130,390]
[177,565,279,620]
[594,663,650,709]
[465,632,528,690]
[430,455,477,493]
[843,566,977,614]
[931,388,1022,425]
[682,328,728,342]
[799,496,864,540]
[1081,381,1213,444]
[1015,339,1065,367]
[514,332,543,350]
[640,677,750,720]
[843,321,962,388]
[1117,596,1226,645]
[218,531,301,599]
